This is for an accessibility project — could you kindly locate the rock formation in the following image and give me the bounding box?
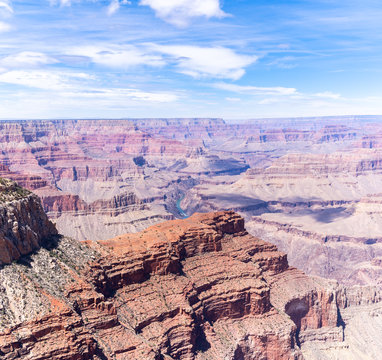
[0,178,57,265]
[1,194,381,359]
[4,116,382,288]
[0,119,250,240]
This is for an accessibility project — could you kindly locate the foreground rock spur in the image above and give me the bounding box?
[0,179,377,359]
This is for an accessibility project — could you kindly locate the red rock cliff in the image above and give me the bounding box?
[0,210,342,360]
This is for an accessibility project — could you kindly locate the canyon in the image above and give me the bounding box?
[2,117,382,288]
[1,180,382,359]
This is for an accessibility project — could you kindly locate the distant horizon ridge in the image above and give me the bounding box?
[2,114,382,122]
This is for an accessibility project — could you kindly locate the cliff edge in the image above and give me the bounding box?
[0,178,57,265]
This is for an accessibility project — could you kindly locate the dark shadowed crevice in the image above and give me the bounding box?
[194,323,211,353]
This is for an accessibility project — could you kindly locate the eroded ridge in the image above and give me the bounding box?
[0,210,348,359]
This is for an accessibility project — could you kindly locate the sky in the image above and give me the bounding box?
[0,0,382,119]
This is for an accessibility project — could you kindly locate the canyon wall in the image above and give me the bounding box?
[3,117,382,288]
[1,178,382,359]
[0,119,250,240]
[0,205,374,360]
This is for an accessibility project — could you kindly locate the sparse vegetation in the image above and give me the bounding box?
[133,156,146,167]
[0,178,31,203]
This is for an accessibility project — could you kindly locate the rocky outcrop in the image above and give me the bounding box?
[0,179,57,265]
[0,311,98,360]
[42,192,162,218]
[0,210,349,360]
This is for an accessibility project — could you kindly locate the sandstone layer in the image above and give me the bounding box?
[1,204,381,359]
[0,208,356,360]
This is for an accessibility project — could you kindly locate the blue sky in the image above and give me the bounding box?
[0,0,382,119]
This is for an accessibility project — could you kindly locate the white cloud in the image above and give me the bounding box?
[0,87,179,119]
[258,98,279,105]
[215,82,298,96]
[107,0,120,15]
[49,0,71,6]
[139,0,227,27]
[151,45,257,80]
[107,0,131,15]
[68,44,256,79]
[267,56,297,69]
[70,45,165,68]
[0,52,58,68]
[50,0,132,13]
[0,20,10,32]
[225,97,241,102]
[48,0,225,24]
[314,91,341,99]
[0,69,177,105]
[61,87,177,102]
[0,1,12,15]
[0,70,93,90]
[215,83,344,107]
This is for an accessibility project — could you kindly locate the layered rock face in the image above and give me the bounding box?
[167,118,382,287]
[0,178,57,265]
[0,119,251,240]
[0,117,372,237]
[1,186,382,360]
[4,116,382,288]
[0,210,353,360]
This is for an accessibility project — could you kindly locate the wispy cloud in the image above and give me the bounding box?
[1,0,382,119]
[49,0,227,26]
[214,83,297,96]
[0,66,178,103]
[107,0,120,15]
[267,56,297,69]
[0,67,178,119]
[69,45,164,69]
[49,0,72,6]
[61,87,178,102]
[214,82,344,109]
[139,0,227,27]
[0,0,12,32]
[0,1,12,15]
[0,70,93,90]
[107,0,131,16]
[65,44,256,80]
[49,0,133,15]
[314,91,341,100]
[0,87,179,119]
[151,45,257,80]
[0,52,58,68]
